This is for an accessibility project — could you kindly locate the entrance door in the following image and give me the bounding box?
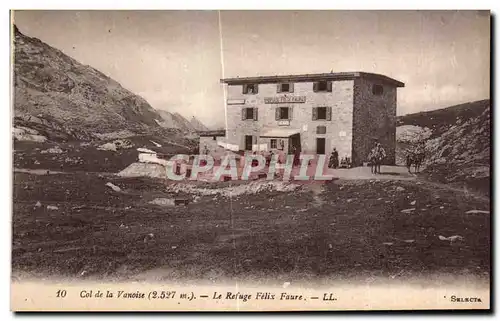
[316,138,326,154]
[245,135,253,151]
[289,134,301,154]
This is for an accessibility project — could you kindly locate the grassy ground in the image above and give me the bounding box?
[12,171,490,285]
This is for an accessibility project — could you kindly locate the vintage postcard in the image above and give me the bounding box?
[10,10,491,311]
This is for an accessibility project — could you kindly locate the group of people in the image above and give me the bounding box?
[327,142,386,173]
[327,148,353,169]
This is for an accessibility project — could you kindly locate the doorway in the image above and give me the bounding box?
[245,135,253,151]
[316,138,326,154]
[288,133,301,154]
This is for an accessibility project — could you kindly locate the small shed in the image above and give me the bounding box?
[199,129,226,154]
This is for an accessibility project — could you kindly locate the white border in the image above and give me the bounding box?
[4,0,499,10]
[2,1,497,320]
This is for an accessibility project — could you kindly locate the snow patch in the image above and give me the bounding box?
[12,126,47,142]
[465,209,490,214]
[41,146,64,154]
[149,198,175,207]
[97,139,134,151]
[150,140,162,147]
[117,162,168,179]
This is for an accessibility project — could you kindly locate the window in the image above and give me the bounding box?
[243,84,258,94]
[316,126,326,134]
[280,107,289,120]
[213,136,217,140]
[277,83,294,93]
[270,139,277,149]
[372,84,384,95]
[317,81,328,91]
[246,108,254,119]
[242,107,258,120]
[317,107,327,120]
[312,107,332,121]
[313,80,332,92]
[275,107,291,120]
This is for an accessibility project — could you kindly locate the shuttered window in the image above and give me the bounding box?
[243,84,259,94]
[312,107,332,120]
[277,83,294,93]
[242,107,258,120]
[275,107,291,120]
[313,81,332,92]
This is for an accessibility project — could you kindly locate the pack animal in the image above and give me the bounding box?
[406,149,425,173]
[368,144,386,174]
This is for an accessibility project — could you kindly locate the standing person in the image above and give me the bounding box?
[329,148,339,169]
[368,149,376,174]
[368,142,377,174]
[374,143,386,174]
[201,145,210,167]
[266,151,273,167]
[292,146,300,167]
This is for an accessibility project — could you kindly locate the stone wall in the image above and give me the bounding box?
[225,80,354,159]
[352,78,398,166]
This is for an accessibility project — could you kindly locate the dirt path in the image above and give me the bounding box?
[325,165,416,181]
[325,165,488,202]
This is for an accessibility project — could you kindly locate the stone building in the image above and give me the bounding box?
[198,130,227,154]
[220,72,404,166]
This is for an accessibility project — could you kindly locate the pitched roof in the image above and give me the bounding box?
[221,72,404,87]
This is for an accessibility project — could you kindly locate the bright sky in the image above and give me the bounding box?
[13,10,490,128]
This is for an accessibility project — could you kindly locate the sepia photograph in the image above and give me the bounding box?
[10,9,491,311]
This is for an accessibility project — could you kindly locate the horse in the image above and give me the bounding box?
[406,150,425,173]
[368,145,386,174]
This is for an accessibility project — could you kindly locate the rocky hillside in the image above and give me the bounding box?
[12,25,202,172]
[396,99,490,196]
[155,110,209,132]
[397,100,490,140]
[12,25,204,142]
[172,112,196,132]
[189,116,210,131]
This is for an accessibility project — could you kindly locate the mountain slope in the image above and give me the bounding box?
[171,112,195,132]
[12,24,184,139]
[155,110,182,129]
[154,110,209,132]
[396,99,490,196]
[12,24,200,173]
[189,116,209,131]
[397,99,490,139]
